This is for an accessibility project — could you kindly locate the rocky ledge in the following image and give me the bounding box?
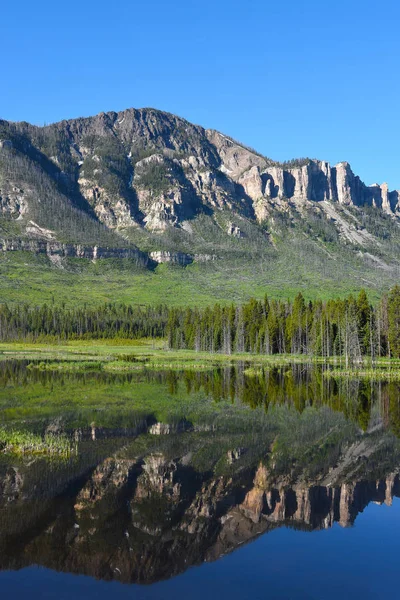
[0,238,148,265]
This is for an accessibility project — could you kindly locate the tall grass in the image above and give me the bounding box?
[0,427,75,456]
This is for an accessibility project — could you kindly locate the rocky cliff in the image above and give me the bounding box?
[0,237,148,264]
[1,107,399,241]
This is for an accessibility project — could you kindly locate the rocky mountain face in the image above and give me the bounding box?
[3,105,400,303]
[238,159,400,219]
[1,107,399,243]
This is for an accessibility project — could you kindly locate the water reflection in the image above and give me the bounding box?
[1,360,400,435]
[0,360,400,585]
[0,432,399,584]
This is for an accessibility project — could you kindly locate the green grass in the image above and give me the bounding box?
[0,426,74,456]
[3,341,400,371]
[0,341,341,373]
[0,232,390,307]
[26,360,104,372]
[325,368,400,380]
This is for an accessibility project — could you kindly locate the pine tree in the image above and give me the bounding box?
[388,285,400,357]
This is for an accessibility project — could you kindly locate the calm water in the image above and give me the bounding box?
[0,360,399,599]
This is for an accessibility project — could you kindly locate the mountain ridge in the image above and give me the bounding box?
[4,106,397,190]
[1,106,400,305]
[1,106,399,234]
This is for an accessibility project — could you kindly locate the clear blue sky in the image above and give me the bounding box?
[3,0,400,188]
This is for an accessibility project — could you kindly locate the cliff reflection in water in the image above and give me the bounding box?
[0,360,400,584]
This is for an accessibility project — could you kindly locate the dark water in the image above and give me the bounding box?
[1,501,399,600]
[0,360,399,599]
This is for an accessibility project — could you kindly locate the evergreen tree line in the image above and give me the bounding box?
[1,286,400,360]
[167,287,400,361]
[0,303,169,342]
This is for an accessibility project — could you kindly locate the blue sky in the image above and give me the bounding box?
[3,0,400,188]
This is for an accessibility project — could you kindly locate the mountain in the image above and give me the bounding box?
[1,107,400,305]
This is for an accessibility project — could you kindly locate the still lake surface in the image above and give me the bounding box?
[0,360,399,599]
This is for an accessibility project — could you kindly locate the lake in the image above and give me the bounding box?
[0,360,399,599]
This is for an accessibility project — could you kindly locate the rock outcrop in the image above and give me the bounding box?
[78,176,137,228]
[0,238,148,265]
[236,158,400,216]
[149,251,193,266]
[0,182,29,218]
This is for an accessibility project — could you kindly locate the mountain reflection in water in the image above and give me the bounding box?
[0,360,399,586]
